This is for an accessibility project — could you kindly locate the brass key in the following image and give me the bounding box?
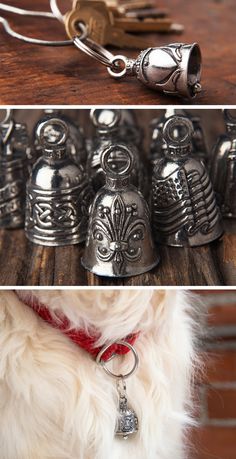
[114,17,184,33]
[65,1,150,48]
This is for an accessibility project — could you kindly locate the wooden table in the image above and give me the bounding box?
[0,0,235,105]
[0,108,236,286]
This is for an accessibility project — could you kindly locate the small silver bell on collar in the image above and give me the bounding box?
[25,117,94,246]
[88,109,146,195]
[109,43,202,99]
[82,144,159,277]
[211,110,236,217]
[150,109,208,168]
[115,378,138,439]
[0,111,29,228]
[151,115,223,247]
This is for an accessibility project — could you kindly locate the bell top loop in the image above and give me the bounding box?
[223,109,236,136]
[163,115,194,159]
[91,108,121,136]
[101,144,134,181]
[36,118,69,159]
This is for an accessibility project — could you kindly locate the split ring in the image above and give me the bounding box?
[96,340,139,379]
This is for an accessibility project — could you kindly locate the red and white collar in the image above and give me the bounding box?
[16,292,139,362]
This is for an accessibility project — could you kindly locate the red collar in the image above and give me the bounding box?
[16,293,138,362]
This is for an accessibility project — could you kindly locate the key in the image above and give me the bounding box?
[65,1,150,48]
[125,8,168,19]
[114,17,174,33]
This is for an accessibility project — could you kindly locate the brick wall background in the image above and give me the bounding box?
[191,290,236,459]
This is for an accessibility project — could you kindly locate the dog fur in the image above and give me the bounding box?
[0,289,200,459]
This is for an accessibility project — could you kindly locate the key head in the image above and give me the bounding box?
[65,0,114,44]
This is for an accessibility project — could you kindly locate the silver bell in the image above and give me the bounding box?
[116,391,139,440]
[87,109,147,195]
[0,111,29,228]
[82,144,159,277]
[211,110,236,217]
[25,117,94,246]
[151,115,223,247]
[150,109,208,167]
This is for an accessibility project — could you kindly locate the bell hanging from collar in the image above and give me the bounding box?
[151,115,223,247]
[25,117,94,246]
[82,144,159,277]
[211,109,236,217]
[115,378,138,440]
[87,109,147,196]
[0,110,29,228]
[149,109,208,169]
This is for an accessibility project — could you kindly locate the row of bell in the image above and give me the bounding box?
[0,108,235,277]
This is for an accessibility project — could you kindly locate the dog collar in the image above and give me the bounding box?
[16,292,139,362]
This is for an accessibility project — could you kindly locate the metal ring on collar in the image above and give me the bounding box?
[96,340,139,379]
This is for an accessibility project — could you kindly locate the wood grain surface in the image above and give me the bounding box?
[0,0,235,105]
[0,108,235,286]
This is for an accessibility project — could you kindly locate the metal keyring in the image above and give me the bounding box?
[96,340,139,379]
[50,0,65,23]
[107,55,128,79]
[73,35,115,68]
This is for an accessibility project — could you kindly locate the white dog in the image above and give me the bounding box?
[0,289,200,459]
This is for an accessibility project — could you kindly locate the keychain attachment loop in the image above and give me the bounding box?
[96,340,139,379]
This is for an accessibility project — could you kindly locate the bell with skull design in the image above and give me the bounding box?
[25,117,94,246]
[82,144,159,277]
[151,115,223,247]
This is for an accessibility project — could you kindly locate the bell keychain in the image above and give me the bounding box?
[0,1,202,99]
[96,340,139,439]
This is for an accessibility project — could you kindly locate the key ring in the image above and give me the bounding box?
[50,0,65,23]
[96,340,139,379]
[0,15,87,46]
[73,35,115,68]
[0,108,12,125]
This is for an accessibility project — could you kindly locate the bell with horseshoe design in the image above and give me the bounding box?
[151,115,223,247]
[211,110,236,217]
[25,117,94,246]
[82,144,159,277]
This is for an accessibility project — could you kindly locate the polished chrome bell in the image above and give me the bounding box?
[82,144,159,277]
[88,109,146,195]
[211,110,236,217]
[34,109,87,166]
[151,115,223,247]
[150,109,208,168]
[25,117,94,246]
[0,110,29,228]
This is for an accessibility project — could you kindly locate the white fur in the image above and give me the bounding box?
[0,289,200,459]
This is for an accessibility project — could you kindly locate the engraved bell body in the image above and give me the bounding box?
[211,110,236,217]
[0,114,29,228]
[25,117,93,246]
[134,43,202,99]
[151,115,223,247]
[115,407,139,439]
[82,144,159,277]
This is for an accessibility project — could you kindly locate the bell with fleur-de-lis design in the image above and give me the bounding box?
[82,144,159,277]
[25,117,94,246]
[0,110,29,228]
